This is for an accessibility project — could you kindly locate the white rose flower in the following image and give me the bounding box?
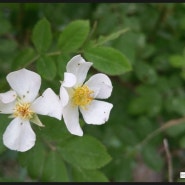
[60,55,113,136]
[0,68,68,152]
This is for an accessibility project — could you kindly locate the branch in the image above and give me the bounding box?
[135,117,185,150]
[163,138,173,182]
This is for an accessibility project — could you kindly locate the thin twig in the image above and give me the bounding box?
[163,138,173,182]
[135,117,185,150]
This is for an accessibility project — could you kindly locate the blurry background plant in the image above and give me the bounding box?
[0,2,185,182]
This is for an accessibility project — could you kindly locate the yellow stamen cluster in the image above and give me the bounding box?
[72,85,94,108]
[13,101,33,120]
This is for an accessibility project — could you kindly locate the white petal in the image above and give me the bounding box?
[66,55,93,86]
[85,73,113,99]
[0,90,17,103]
[59,86,69,107]
[61,72,76,88]
[0,101,15,114]
[3,118,36,152]
[6,68,41,102]
[31,88,63,120]
[63,101,83,136]
[80,100,113,125]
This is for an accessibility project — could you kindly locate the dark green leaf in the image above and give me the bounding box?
[165,97,185,116]
[58,20,90,53]
[19,141,46,179]
[57,54,70,78]
[32,18,52,53]
[0,115,10,154]
[41,151,69,182]
[36,56,56,80]
[0,39,17,53]
[72,166,109,182]
[36,116,73,145]
[12,48,36,70]
[59,135,111,170]
[19,138,69,182]
[84,46,132,75]
[134,62,158,84]
[128,86,162,116]
[104,148,134,182]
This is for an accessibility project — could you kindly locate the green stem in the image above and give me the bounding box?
[46,51,62,56]
[94,27,131,47]
[25,50,62,68]
[26,55,40,67]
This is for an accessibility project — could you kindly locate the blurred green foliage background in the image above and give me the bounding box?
[0,2,185,182]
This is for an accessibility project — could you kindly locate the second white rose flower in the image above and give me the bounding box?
[60,54,113,136]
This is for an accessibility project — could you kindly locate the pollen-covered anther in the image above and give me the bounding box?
[72,85,94,108]
[13,101,33,120]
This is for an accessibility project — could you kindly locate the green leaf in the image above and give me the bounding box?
[32,18,52,53]
[58,20,90,53]
[104,150,134,182]
[59,135,111,170]
[128,86,162,116]
[84,46,132,75]
[134,117,156,140]
[36,116,73,145]
[0,115,10,154]
[109,125,138,146]
[165,97,185,116]
[41,151,69,182]
[134,61,158,84]
[0,39,17,53]
[12,48,36,70]
[18,139,69,182]
[72,167,109,182]
[19,141,46,179]
[57,54,71,78]
[36,56,56,80]
[169,55,185,68]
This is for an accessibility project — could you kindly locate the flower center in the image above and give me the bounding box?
[72,85,94,108]
[13,101,34,120]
